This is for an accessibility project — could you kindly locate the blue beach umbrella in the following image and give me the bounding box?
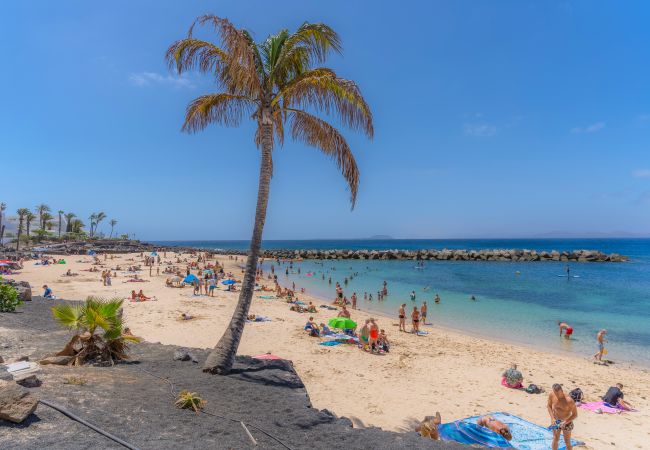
[183,274,198,283]
[87,250,96,256]
[221,279,236,285]
[150,251,158,257]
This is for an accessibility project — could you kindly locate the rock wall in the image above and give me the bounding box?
[212,248,629,262]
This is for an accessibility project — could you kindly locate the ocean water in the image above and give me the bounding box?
[153,239,650,366]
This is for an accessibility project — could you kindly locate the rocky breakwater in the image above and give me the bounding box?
[30,239,155,255]
[221,248,629,262]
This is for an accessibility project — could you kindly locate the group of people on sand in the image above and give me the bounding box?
[130,289,155,302]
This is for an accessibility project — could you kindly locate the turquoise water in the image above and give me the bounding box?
[153,239,650,365]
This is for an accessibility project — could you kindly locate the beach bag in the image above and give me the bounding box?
[526,384,541,394]
[570,388,583,403]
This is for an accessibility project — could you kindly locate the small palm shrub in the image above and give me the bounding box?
[0,279,22,312]
[175,390,206,413]
[51,297,140,365]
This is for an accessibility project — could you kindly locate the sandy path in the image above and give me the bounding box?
[9,252,650,449]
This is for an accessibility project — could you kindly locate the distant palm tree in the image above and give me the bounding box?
[95,212,107,236]
[72,219,85,234]
[64,212,76,233]
[109,219,118,238]
[167,16,372,374]
[57,210,64,237]
[42,212,53,231]
[88,213,97,237]
[36,204,50,230]
[25,212,36,239]
[16,208,29,250]
[0,202,6,246]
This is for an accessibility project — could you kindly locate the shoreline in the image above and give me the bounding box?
[273,272,649,371]
[7,251,650,449]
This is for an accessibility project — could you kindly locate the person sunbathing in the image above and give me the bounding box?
[138,290,151,300]
[476,416,512,441]
[130,290,138,301]
[307,302,317,313]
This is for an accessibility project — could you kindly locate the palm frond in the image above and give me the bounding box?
[165,38,228,75]
[280,22,341,66]
[189,15,261,96]
[288,110,359,208]
[182,93,256,133]
[52,303,83,329]
[277,69,373,138]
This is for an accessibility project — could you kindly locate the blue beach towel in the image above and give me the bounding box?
[440,412,584,450]
[319,340,342,346]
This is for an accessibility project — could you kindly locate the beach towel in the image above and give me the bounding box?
[416,330,429,336]
[319,340,342,346]
[579,401,636,414]
[501,377,523,389]
[440,412,584,450]
[258,295,276,299]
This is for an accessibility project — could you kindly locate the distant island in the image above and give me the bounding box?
[367,235,394,240]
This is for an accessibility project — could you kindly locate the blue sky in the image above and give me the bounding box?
[2,0,650,240]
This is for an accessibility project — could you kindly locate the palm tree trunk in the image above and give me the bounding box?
[203,123,273,374]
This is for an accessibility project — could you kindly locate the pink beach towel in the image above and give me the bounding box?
[579,401,636,414]
[501,377,523,389]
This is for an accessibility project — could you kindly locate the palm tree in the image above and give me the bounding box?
[167,16,372,374]
[25,212,36,239]
[88,213,97,237]
[36,204,50,230]
[57,210,64,237]
[95,212,107,237]
[64,212,76,233]
[42,212,53,231]
[15,208,29,250]
[71,219,85,234]
[109,219,118,238]
[0,202,6,246]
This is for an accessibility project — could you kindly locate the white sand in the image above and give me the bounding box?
[10,252,650,449]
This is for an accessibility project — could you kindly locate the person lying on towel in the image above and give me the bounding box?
[476,416,513,441]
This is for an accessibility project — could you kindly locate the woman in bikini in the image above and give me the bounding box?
[411,306,420,333]
[398,304,406,332]
[476,416,512,441]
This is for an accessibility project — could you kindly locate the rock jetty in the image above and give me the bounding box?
[216,248,629,262]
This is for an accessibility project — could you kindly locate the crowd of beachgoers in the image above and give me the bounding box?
[4,249,649,449]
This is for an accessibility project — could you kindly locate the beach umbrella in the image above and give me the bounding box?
[328,317,357,329]
[0,263,9,267]
[183,274,198,283]
[150,251,158,257]
[253,354,283,360]
[87,250,96,256]
[221,279,236,285]
[171,276,182,282]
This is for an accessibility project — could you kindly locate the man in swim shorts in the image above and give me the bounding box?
[593,329,607,361]
[476,416,512,441]
[558,321,573,339]
[421,301,428,325]
[547,384,577,450]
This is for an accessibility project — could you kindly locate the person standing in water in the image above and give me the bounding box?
[558,322,573,339]
[566,264,570,278]
[410,290,416,301]
[593,329,607,361]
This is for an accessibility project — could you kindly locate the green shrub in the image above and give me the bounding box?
[0,280,22,312]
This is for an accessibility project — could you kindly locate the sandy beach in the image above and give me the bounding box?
[9,251,650,450]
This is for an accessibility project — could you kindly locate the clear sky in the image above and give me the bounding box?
[2,1,650,240]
